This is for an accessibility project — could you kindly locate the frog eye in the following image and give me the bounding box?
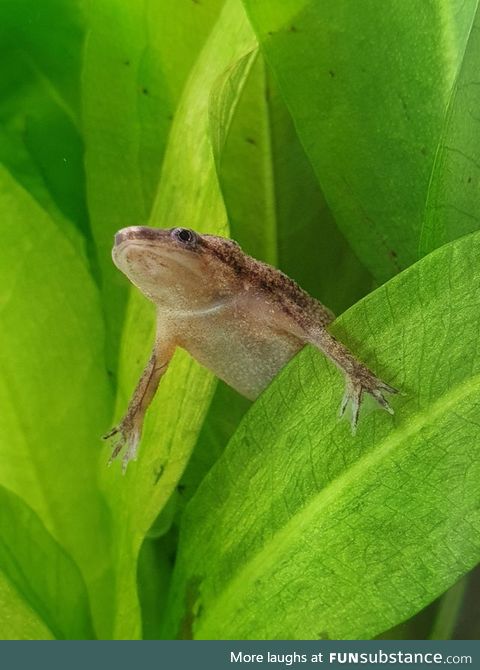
[172,228,197,245]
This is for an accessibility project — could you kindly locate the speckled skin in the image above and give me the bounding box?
[104,226,397,469]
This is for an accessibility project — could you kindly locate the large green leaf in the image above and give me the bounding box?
[163,229,480,640]
[0,485,94,639]
[98,0,258,639]
[241,0,478,282]
[420,2,480,256]
[0,167,113,636]
[82,0,225,368]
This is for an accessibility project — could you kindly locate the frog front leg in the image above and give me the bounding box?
[103,337,174,471]
[304,325,397,431]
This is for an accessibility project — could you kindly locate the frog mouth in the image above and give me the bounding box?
[113,238,168,269]
[112,228,207,283]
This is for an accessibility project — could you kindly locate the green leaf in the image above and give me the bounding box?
[82,0,225,368]
[0,1,89,254]
[219,52,372,314]
[137,533,176,639]
[0,167,114,637]
[0,0,84,120]
[0,574,53,640]
[163,229,480,640]
[241,0,478,282]
[177,382,252,511]
[149,10,257,230]
[0,485,94,639]
[420,3,480,256]
[98,0,258,639]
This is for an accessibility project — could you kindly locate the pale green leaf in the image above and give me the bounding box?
[0,167,113,637]
[163,229,480,640]
[149,4,257,230]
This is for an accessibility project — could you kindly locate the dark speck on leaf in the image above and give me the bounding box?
[328,69,335,78]
[245,137,257,146]
[177,484,186,493]
[167,113,174,121]
[289,25,298,32]
[468,176,473,183]
[123,60,130,66]
[154,465,164,485]
[421,146,427,155]
[389,249,398,259]
[142,87,149,95]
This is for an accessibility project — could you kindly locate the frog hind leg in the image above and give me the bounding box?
[304,325,398,431]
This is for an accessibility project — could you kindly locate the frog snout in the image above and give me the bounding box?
[114,226,160,246]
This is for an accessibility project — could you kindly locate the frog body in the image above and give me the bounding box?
[104,226,396,469]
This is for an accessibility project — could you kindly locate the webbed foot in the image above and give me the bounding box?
[103,417,140,473]
[339,365,398,432]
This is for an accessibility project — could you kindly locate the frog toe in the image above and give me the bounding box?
[104,420,140,472]
[339,371,397,433]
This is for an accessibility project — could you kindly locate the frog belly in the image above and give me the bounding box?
[178,317,303,400]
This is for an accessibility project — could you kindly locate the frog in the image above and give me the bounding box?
[104,226,397,470]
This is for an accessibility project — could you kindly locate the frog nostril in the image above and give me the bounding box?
[115,231,126,245]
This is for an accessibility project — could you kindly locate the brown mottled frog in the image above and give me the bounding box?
[104,226,396,469]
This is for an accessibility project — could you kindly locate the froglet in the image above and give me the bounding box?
[104,226,397,469]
